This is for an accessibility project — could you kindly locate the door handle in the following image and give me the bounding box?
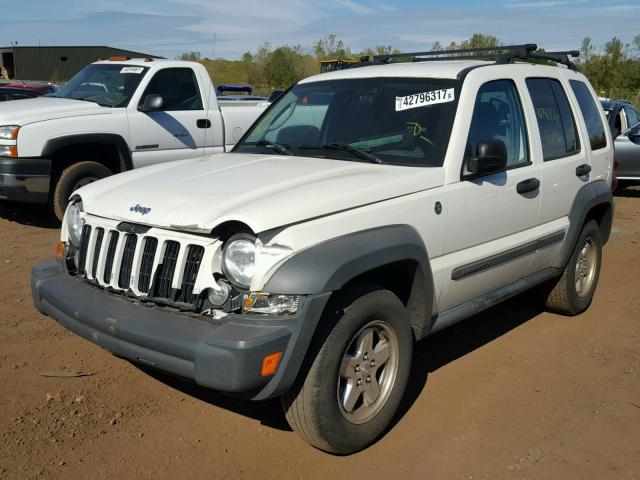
[575,164,591,177]
[197,119,211,128]
[516,178,540,194]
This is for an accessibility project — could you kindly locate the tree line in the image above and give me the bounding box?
[180,33,640,105]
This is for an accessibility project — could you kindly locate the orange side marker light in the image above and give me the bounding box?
[261,352,283,377]
[56,241,64,259]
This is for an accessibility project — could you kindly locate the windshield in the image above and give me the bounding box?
[235,77,460,167]
[46,64,149,107]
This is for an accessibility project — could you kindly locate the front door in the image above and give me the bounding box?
[440,79,541,312]
[127,67,207,168]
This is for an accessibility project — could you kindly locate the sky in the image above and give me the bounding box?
[2,0,638,59]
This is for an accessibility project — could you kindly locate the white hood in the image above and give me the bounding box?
[0,97,111,125]
[77,153,444,233]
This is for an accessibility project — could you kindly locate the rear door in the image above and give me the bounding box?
[440,79,541,312]
[127,67,207,168]
[524,77,604,274]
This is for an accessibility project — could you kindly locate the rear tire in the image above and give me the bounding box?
[52,161,112,221]
[544,220,602,315]
[282,288,413,455]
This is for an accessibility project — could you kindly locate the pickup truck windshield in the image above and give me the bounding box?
[45,64,149,108]
[235,77,460,166]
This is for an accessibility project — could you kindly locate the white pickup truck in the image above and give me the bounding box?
[0,58,267,219]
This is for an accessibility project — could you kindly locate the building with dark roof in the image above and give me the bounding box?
[0,46,162,82]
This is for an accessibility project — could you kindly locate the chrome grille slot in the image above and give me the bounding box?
[151,240,180,299]
[118,234,138,289]
[177,245,205,303]
[138,237,158,294]
[76,218,210,310]
[91,228,104,278]
[103,231,120,284]
[77,225,91,275]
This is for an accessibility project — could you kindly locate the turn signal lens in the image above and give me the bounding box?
[261,352,282,377]
[0,145,18,157]
[56,241,64,259]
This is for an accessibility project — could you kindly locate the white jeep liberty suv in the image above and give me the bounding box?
[32,45,615,454]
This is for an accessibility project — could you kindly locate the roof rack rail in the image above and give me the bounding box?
[370,44,537,63]
[353,43,579,71]
[530,50,580,70]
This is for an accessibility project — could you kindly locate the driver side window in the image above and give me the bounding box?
[139,68,203,111]
[466,80,529,171]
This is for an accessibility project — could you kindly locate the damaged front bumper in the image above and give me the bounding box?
[31,259,330,400]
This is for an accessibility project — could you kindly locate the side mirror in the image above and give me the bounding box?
[628,125,640,142]
[138,94,164,112]
[467,139,508,176]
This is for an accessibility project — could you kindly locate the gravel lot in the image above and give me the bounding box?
[1,189,639,480]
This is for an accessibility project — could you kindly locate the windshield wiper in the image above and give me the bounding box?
[298,143,382,164]
[244,140,292,155]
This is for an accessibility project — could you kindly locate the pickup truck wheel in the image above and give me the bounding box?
[52,161,112,221]
[544,220,602,315]
[282,288,413,454]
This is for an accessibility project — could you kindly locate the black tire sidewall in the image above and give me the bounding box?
[566,221,602,313]
[310,289,413,454]
[53,162,111,219]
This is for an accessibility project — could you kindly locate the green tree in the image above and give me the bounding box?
[360,45,401,58]
[178,51,202,61]
[447,33,501,50]
[579,37,595,63]
[314,34,351,60]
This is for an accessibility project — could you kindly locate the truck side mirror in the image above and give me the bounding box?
[138,94,164,112]
[467,139,508,176]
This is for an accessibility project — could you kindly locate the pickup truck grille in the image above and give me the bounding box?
[76,223,208,309]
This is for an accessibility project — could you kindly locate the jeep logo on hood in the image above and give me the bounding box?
[130,204,151,215]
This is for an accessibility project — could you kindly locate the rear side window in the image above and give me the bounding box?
[526,78,579,161]
[570,80,607,150]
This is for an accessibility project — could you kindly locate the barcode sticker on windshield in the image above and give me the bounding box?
[120,67,144,74]
[395,88,454,111]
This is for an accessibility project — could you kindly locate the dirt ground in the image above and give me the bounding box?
[0,188,638,480]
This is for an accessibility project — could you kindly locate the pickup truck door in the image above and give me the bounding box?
[439,79,542,312]
[127,67,208,168]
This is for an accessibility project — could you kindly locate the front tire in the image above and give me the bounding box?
[282,288,413,454]
[52,161,112,221]
[544,220,602,315]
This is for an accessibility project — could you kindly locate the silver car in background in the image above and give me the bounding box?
[601,99,640,186]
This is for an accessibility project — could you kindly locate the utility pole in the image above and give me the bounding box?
[212,33,217,60]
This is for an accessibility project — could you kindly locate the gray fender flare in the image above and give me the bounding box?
[263,224,435,336]
[554,179,613,268]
